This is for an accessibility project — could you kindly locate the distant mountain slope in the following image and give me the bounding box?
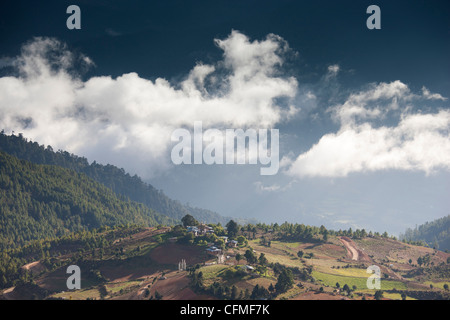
[400,215,450,251]
[0,132,229,224]
[0,151,175,249]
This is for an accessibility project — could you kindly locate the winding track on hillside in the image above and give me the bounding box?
[339,236,372,262]
[340,237,359,260]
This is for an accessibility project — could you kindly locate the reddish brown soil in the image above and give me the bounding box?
[340,237,371,262]
[36,268,68,291]
[320,243,347,256]
[127,271,215,300]
[100,264,158,283]
[112,227,170,245]
[149,243,208,265]
[22,261,46,276]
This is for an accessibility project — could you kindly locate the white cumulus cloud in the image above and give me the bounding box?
[287,81,450,178]
[0,32,298,177]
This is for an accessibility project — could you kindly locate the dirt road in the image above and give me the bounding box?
[340,236,372,262]
[21,261,45,276]
[340,237,359,260]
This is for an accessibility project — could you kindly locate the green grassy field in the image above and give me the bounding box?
[383,292,416,300]
[6,224,448,301]
[52,287,101,300]
[106,280,141,294]
[276,286,303,300]
[312,270,408,291]
[270,240,304,249]
[248,240,305,268]
[424,281,450,290]
[329,267,370,278]
[199,265,229,280]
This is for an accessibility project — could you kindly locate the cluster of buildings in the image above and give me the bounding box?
[206,246,222,255]
[185,224,239,257]
[186,224,214,236]
[215,236,238,248]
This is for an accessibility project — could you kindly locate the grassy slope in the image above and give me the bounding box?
[2,227,449,300]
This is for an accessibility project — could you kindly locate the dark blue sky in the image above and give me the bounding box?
[1,0,449,92]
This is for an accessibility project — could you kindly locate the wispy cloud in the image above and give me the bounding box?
[253,181,281,193]
[105,28,122,37]
[286,81,450,178]
[0,32,298,178]
[422,86,447,101]
[0,57,15,68]
[2,34,448,181]
[253,180,294,193]
[326,64,340,79]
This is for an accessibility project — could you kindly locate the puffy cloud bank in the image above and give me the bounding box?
[1,33,449,179]
[286,81,450,178]
[0,32,298,177]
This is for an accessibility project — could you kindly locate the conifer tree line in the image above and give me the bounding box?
[238,221,394,242]
[0,224,142,289]
[400,215,450,251]
[0,150,174,250]
[0,131,227,224]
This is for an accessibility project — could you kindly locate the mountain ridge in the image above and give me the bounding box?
[0,131,232,225]
[400,215,450,251]
[0,150,175,249]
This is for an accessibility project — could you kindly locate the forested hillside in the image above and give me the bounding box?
[0,151,174,249]
[0,132,229,224]
[400,215,450,251]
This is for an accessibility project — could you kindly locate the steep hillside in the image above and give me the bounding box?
[400,215,450,251]
[0,151,174,249]
[0,132,229,224]
[1,223,449,300]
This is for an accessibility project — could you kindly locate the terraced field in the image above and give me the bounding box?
[3,226,449,301]
[311,270,408,291]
